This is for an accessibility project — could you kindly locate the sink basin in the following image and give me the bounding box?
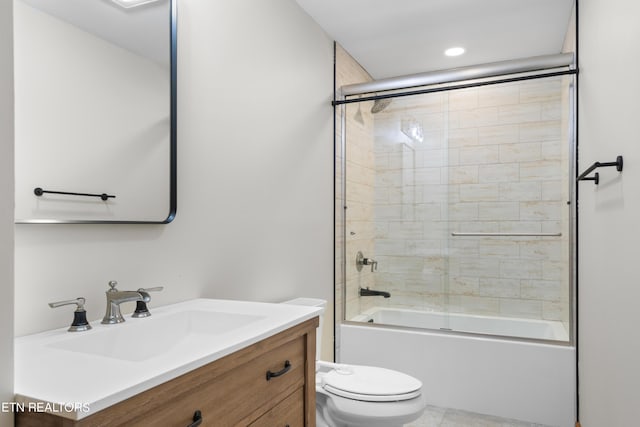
[47,310,265,362]
[15,298,322,420]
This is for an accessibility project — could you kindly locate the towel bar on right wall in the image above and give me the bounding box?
[576,155,623,185]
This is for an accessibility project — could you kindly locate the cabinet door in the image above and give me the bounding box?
[249,388,305,427]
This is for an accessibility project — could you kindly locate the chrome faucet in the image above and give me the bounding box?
[101,281,151,324]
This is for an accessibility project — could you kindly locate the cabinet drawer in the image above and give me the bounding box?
[249,388,304,427]
[212,335,306,424]
[131,335,306,426]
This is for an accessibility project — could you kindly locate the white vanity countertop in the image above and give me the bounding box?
[14,298,322,420]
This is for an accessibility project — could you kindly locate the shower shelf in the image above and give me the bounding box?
[577,155,623,185]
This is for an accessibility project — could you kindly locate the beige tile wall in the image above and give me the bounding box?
[334,44,376,329]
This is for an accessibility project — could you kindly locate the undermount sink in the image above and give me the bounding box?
[47,310,265,362]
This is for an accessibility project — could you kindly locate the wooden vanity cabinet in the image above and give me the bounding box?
[16,317,318,427]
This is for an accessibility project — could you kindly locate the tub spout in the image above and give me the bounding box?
[359,287,391,298]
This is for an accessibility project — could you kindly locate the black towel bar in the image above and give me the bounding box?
[34,187,115,201]
[577,156,623,185]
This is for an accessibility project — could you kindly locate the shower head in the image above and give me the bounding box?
[371,98,392,114]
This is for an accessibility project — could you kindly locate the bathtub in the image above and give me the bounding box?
[352,306,569,341]
[339,307,576,427]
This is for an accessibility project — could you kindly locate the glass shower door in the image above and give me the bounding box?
[342,91,452,331]
[341,74,573,342]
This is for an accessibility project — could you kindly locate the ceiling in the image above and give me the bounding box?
[295,0,575,80]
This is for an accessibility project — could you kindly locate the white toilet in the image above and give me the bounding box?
[283,298,426,427]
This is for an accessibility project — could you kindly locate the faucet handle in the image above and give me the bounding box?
[48,297,92,332]
[132,286,164,318]
[49,297,86,310]
[363,258,378,272]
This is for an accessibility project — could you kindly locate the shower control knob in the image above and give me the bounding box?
[356,251,378,272]
[363,258,378,272]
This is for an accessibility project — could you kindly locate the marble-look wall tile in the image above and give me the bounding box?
[499,182,542,201]
[478,240,520,257]
[449,88,478,111]
[478,202,520,221]
[521,279,562,300]
[459,146,500,165]
[520,121,562,142]
[520,201,562,221]
[478,124,519,145]
[499,298,543,319]
[449,295,500,315]
[459,183,500,202]
[500,259,542,279]
[520,160,562,181]
[449,276,480,296]
[479,163,519,183]
[449,165,479,184]
[498,103,542,124]
[448,128,479,148]
[478,278,521,298]
[478,83,519,107]
[499,142,542,163]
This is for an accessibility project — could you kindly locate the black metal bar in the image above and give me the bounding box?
[166,0,178,224]
[579,173,599,185]
[576,156,623,184]
[332,69,578,106]
[575,1,581,423]
[34,187,115,201]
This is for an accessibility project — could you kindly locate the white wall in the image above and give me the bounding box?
[14,0,334,365]
[0,0,14,425]
[578,0,640,425]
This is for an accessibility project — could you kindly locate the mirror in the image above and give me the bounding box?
[14,0,176,223]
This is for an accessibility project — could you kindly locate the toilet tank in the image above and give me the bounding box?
[282,298,326,360]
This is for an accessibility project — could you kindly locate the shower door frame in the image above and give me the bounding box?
[334,54,578,347]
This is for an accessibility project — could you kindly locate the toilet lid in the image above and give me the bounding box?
[322,365,422,402]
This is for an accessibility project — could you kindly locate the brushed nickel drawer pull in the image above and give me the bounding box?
[187,410,202,427]
[266,360,291,381]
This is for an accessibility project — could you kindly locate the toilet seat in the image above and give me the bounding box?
[322,365,422,402]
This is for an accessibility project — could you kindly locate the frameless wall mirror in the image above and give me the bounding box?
[14,0,176,223]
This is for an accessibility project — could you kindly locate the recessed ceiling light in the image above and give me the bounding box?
[111,0,161,9]
[445,47,465,57]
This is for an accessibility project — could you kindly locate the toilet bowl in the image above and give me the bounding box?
[316,360,426,427]
[283,298,426,427]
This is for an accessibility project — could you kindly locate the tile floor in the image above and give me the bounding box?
[407,405,553,427]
